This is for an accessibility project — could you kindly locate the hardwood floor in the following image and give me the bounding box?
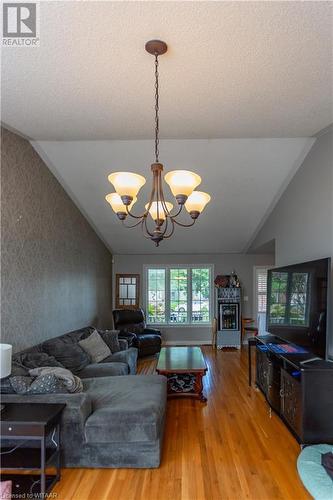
[54,347,309,500]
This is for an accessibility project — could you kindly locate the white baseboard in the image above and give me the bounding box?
[163,340,212,346]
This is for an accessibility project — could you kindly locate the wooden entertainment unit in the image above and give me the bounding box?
[250,335,333,445]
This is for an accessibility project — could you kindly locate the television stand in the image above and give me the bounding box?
[250,335,333,445]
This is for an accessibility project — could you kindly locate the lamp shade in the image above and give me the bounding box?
[0,344,12,378]
[164,170,201,197]
[108,172,146,198]
[105,193,137,213]
[185,191,211,213]
[145,201,173,221]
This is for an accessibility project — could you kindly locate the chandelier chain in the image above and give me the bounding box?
[154,53,159,163]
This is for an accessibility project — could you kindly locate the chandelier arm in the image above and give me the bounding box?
[125,205,146,220]
[159,181,182,218]
[121,218,144,229]
[158,211,170,238]
[156,166,161,224]
[140,217,153,239]
[168,204,183,219]
[143,214,155,238]
[172,218,196,228]
[162,217,176,239]
[125,176,156,219]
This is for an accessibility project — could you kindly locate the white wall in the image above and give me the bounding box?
[250,125,333,357]
[250,126,332,266]
[113,253,274,343]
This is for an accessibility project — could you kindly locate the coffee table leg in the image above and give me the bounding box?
[195,373,207,402]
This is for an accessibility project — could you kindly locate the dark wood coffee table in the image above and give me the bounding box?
[156,346,208,402]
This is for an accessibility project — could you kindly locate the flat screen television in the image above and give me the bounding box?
[266,257,331,359]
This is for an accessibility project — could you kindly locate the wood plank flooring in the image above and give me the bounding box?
[54,347,310,500]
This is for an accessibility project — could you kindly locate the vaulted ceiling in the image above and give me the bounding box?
[2,1,332,254]
[2,1,332,140]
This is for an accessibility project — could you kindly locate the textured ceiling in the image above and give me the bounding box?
[2,1,333,140]
[33,138,315,254]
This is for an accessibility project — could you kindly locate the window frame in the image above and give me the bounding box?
[144,264,214,327]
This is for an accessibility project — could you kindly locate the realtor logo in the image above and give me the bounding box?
[2,2,40,46]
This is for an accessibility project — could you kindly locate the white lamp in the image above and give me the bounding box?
[0,344,12,379]
[0,344,12,411]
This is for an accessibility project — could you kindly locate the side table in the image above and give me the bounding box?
[0,403,65,497]
[248,336,258,386]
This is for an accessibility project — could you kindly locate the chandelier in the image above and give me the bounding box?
[105,40,211,246]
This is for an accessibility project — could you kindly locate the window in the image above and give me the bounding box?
[146,265,212,325]
[147,269,166,324]
[254,267,269,334]
[170,269,188,323]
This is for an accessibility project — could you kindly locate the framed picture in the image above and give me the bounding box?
[115,274,140,309]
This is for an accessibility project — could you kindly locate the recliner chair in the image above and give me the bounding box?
[113,308,162,358]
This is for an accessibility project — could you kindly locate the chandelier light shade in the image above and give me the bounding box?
[185,191,211,215]
[105,193,137,215]
[105,39,211,246]
[164,170,201,201]
[146,201,173,222]
[108,172,146,199]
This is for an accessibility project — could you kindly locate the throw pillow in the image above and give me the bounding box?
[99,330,121,353]
[9,375,67,394]
[14,352,64,370]
[79,330,111,363]
[43,343,91,375]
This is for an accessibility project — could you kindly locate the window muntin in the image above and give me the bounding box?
[146,266,212,325]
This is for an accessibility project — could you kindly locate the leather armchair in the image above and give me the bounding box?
[112,308,162,358]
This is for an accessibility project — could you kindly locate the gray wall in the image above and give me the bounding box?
[250,125,333,358]
[113,253,274,343]
[1,128,113,352]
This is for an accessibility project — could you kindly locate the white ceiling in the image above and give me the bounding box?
[2,1,333,140]
[33,138,314,254]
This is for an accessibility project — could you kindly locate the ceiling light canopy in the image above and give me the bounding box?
[105,40,211,246]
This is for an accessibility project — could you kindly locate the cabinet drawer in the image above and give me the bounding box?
[1,422,43,437]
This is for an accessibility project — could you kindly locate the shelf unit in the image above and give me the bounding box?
[216,287,241,349]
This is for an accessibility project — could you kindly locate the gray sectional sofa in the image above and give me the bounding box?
[2,326,167,468]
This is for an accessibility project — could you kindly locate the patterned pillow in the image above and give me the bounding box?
[99,330,121,353]
[9,375,67,394]
[79,330,111,363]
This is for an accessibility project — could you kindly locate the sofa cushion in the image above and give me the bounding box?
[79,362,129,378]
[43,341,91,375]
[79,330,111,363]
[84,375,167,444]
[101,347,138,375]
[99,330,121,353]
